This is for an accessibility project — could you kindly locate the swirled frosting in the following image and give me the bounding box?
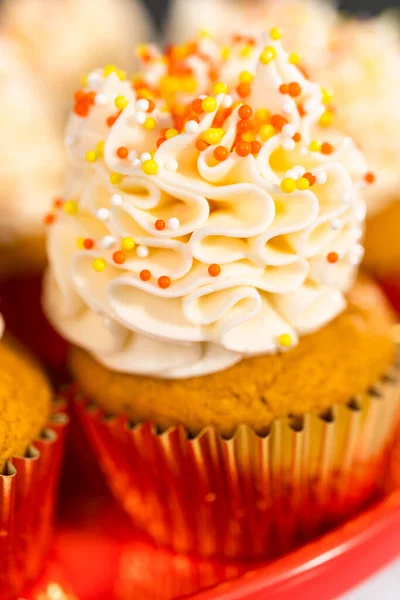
[44,32,368,378]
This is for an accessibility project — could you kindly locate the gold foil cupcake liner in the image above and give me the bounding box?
[73,355,400,561]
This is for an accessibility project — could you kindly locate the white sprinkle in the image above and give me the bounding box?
[185,120,200,133]
[136,99,149,112]
[222,95,233,108]
[300,148,308,156]
[285,169,299,180]
[343,191,353,204]
[132,158,141,168]
[128,150,138,162]
[315,171,327,185]
[282,100,295,115]
[99,235,115,249]
[167,217,180,230]
[165,159,178,172]
[132,112,146,125]
[64,135,76,146]
[330,218,342,230]
[96,207,109,221]
[348,244,364,266]
[294,165,305,177]
[282,124,296,138]
[282,139,295,151]
[140,152,152,163]
[110,194,123,206]
[136,245,149,258]
[87,72,103,89]
[94,93,107,106]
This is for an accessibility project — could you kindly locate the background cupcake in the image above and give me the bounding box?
[0,312,67,599]
[43,31,400,560]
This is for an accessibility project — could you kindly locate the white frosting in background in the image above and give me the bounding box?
[44,34,367,379]
[167,0,400,218]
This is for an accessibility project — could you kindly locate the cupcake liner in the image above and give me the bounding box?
[73,354,400,562]
[0,406,68,600]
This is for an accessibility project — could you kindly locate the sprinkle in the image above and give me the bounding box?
[142,159,158,175]
[76,237,85,249]
[321,87,334,105]
[278,333,292,347]
[208,264,221,277]
[293,132,302,143]
[285,169,299,180]
[144,117,156,130]
[304,172,316,186]
[132,158,141,168]
[44,213,55,225]
[186,120,200,133]
[132,112,146,125]
[96,208,109,221]
[239,71,253,84]
[167,217,180,230]
[282,139,295,151]
[202,97,217,113]
[203,128,224,145]
[251,141,261,155]
[85,150,97,162]
[155,219,165,231]
[221,46,230,60]
[63,200,78,215]
[289,53,300,65]
[93,258,106,272]
[99,236,115,249]
[114,95,128,110]
[214,146,229,161]
[110,173,123,185]
[288,82,302,98]
[53,197,64,209]
[213,82,228,95]
[240,44,253,57]
[165,128,179,139]
[221,95,233,108]
[237,119,251,134]
[191,99,204,114]
[364,172,375,184]
[110,194,123,206]
[260,46,276,64]
[330,218,342,230]
[238,105,253,120]
[270,27,282,40]
[321,142,334,155]
[158,275,171,289]
[87,72,103,89]
[280,178,296,193]
[297,177,310,190]
[327,252,339,264]
[315,171,328,185]
[96,141,105,156]
[235,141,252,157]
[94,93,107,106]
[196,139,209,152]
[259,124,275,141]
[282,124,296,137]
[236,82,251,98]
[319,110,333,127]
[103,64,118,76]
[113,250,126,265]
[141,152,152,163]
[270,114,288,132]
[309,141,322,152]
[122,237,135,251]
[140,269,151,281]
[165,159,179,172]
[137,245,149,258]
[128,150,138,161]
[116,146,129,159]
[136,99,149,112]
[65,135,76,146]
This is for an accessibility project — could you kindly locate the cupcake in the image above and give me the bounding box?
[43,32,400,560]
[0,312,67,598]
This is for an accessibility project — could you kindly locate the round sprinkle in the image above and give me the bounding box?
[235,141,252,157]
[144,117,156,130]
[141,152,152,163]
[113,250,126,265]
[259,124,275,141]
[136,99,149,112]
[117,146,129,159]
[82,238,94,250]
[158,275,171,289]
[99,236,115,249]
[96,208,109,221]
[114,96,128,110]
[96,141,105,157]
[315,171,328,185]
[202,97,217,113]
[132,112,146,124]
[330,219,342,230]
[279,83,289,95]
[167,217,180,230]
[137,245,149,258]
[222,95,233,108]
[186,120,200,133]
[236,82,251,98]
[155,219,165,231]
[87,72,103,89]
[140,269,151,281]
[289,52,300,64]
[191,99,204,114]
[239,71,253,84]
[208,264,221,277]
[142,159,158,175]
[44,213,55,225]
[280,178,296,193]
[309,141,322,152]
[270,27,282,41]
[365,172,375,184]
[282,124,296,138]
[278,333,292,347]
[237,119,251,134]
[297,177,310,190]
[293,132,302,143]
[63,200,78,215]
[93,258,106,272]
[110,173,123,185]
[238,105,253,120]
[122,237,135,251]
[270,114,288,132]
[251,141,261,155]
[304,172,316,186]
[110,194,123,206]
[214,146,229,162]
[282,139,295,151]
[132,158,142,168]
[165,159,178,172]
[94,93,107,106]
[203,128,224,145]
[321,142,334,155]
[288,82,302,97]
[319,110,333,127]
[327,252,339,264]
[196,139,209,152]
[76,237,85,249]
[85,150,97,162]
[166,128,179,139]
[260,46,276,64]
[213,82,228,95]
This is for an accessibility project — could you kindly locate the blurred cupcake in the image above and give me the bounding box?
[2,0,154,126]
[0,313,67,598]
[44,32,400,560]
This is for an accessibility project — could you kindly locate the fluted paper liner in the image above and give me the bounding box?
[0,404,68,600]
[73,358,400,562]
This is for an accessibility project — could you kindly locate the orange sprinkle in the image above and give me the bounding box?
[196,139,209,152]
[214,146,229,161]
[237,119,252,134]
[74,102,89,117]
[327,252,339,264]
[146,99,156,113]
[113,250,126,264]
[236,82,251,98]
[279,84,289,94]
[270,114,288,132]
[140,269,151,281]
[158,275,171,289]
[155,219,166,231]
[191,98,204,114]
[83,238,94,250]
[156,137,166,148]
[297,103,306,117]
[293,133,302,143]
[44,213,55,225]
[251,141,261,155]
[53,197,64,209]
[235,141,251,157]
[117,146,129,159]
[74,90,85,102]
[365,172,375,184]
[288,82,302,98]
[208,264,221,277]
[321,142,334,155]
[304,172,316,186]
[87,91,97,105]
[238,105,253,120]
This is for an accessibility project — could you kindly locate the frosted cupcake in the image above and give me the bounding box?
[44,32,400,560]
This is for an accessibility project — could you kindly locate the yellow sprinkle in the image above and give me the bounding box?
[242,131,256,142]
[138,89,155,101]
[213,82,228,95]
[182,76,198,93]
[80,73,88,87]
[289,53,300,65]
[199,28,211,38]
[122,237,135,251]
[278,333,292,347]
[309,140,322,152]
[270,27,282,41]
[85,150,97,163]
[77,237,85,250]
[114,95,128,110]
[63,200,78,215]
[117,69,127,81]
[110,173,123,185]
[103,64,118,77]
[166,128,179,139]
[319,110,333,127]
[221,47,231,61]
[255,108,270,122]
[144,117,156,130]
[321,87,334,105]
[203,128,225,145]
[280,178,296,193]
[93,258,106,272]
[260,46,277,65]
[96,140,105,157]
[239,71,253,84]
[240,45,252,57]
[202,96,218,113]
[297,177,310,190]
[141,159,158,175]
[259,124,275,141]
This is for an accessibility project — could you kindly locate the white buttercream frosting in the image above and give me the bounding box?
[44,33,368,378]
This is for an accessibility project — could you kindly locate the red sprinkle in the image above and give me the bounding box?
[158,275,171,289]
[293,132,302,143]
[83,238,95,250]
[44,213,55,225]
[116,146,129,159]
[208,264,221,277]
[53,197,64,209]
[365,172,375,184]
[155,219,166,231]
[140,269,151,281]
[327,252,339,264]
